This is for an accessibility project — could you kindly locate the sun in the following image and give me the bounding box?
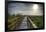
[33,4,38,9]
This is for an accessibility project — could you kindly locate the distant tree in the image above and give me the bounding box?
[8,13,11,17]
[12,14,15,16]
[16,14,22,17]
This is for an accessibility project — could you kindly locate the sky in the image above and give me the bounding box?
[8,3,43,16]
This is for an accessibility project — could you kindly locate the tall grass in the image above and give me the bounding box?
[29,16,43,28]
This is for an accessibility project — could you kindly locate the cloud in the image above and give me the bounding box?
[8,3,43,16]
